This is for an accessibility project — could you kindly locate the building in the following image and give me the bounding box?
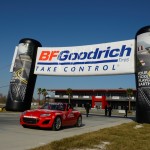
[46,89,136,110]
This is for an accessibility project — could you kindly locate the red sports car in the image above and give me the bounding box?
[20,103,82,130]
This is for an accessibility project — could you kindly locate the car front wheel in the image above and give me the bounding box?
[76,116,82,127]
[22,125,28,128]
[52,117,62,131]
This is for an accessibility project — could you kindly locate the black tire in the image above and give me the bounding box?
[76,116,82,127]
[22,125,28,128]
[52,117,62,131]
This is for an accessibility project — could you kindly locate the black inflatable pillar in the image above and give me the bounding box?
[6,38,42,111]
[135,26,150,123]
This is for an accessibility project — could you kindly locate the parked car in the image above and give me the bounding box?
[20,102,82,130]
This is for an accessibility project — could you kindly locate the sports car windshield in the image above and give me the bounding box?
[40,103,65,111]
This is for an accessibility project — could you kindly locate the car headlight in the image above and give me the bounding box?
[40,114,51,117]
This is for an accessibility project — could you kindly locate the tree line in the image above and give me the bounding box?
[37,88,48,105]
[0,94,7,103]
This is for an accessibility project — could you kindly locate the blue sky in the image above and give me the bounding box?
[0,0,149,99]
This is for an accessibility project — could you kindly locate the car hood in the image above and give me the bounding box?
[23,109,62,117]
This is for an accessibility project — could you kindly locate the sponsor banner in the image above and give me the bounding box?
[34,39,135,76]
[8,43,33,102]
[6,38,42,111]
[10,46,18,72]
[136,31,150,123]
[137,32,150,87]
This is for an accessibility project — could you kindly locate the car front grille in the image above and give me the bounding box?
[23,117,39,124]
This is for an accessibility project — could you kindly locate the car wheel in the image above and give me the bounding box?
[22,125,28,128]
[76,116,82,127]
[52,117,62,131]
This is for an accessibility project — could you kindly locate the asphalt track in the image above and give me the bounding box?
[0,111,135,150]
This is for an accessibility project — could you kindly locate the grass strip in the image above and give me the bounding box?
[30,122,150,150]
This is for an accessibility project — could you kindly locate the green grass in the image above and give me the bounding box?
[30,122,150,150]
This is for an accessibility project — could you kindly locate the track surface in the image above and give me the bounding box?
[0,112,134,150]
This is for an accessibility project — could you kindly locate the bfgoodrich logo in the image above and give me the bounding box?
[34,39,135,76]
[37,45,131,65]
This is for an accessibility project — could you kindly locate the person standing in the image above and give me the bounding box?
[108,105,112,117]
[105,105,108,116]
[124,106,128,117]
[85,102,90,117]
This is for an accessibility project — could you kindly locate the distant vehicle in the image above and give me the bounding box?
[20,103,82,130]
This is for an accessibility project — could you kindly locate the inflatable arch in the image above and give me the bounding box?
[5,26,150,123]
